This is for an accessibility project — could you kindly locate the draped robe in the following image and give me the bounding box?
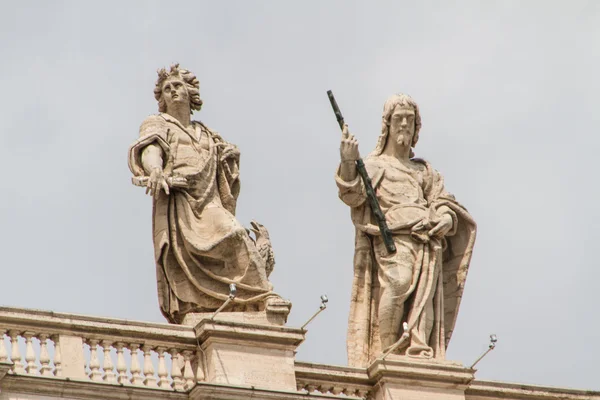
[335,155,476,367]
[128,113,273,323]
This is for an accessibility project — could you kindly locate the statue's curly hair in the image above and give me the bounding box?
[371,93,422,157]
[154,63,203,114]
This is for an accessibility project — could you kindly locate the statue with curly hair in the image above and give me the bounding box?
[336,94,477,366]
[128,64,289,325]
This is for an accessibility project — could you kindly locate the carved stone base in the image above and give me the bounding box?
[181,310,286,327]
[181,297,292,327]
[367,356,474,400]
[193,319,305,391]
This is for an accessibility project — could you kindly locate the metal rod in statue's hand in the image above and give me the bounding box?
[327,90,396,254]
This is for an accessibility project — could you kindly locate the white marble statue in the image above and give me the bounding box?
[128,64,288,324]
[335,94,476,366]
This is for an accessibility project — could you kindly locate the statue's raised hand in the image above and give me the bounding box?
[340,124,360,162]
[146,167,170,199]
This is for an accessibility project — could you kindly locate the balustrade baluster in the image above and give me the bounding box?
[156,347,170,389]
[169,349,184,391]
[87,339,102,381]
[142,345,157,387]
[115,342,128,385]
[195,349,205,382]
[0,330,7,363]
[182,350,195,390]
[129,344,143,386]
[24,332,38,375]
[101,340,116,383]
[8,331,24,374]
[38,334,52,377]
[50,335,61,377]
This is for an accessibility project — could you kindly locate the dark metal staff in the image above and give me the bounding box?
[327,90,396,254]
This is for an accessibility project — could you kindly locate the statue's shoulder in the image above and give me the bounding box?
[140,113,167,126]
[138,114,169,138]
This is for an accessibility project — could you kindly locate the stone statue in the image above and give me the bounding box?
[128,64,289,325]
[335,94,476,366]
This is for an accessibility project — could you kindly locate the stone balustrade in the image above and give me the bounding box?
[1,306,600,400]
[295,361,371,398]
[0,307,199,392]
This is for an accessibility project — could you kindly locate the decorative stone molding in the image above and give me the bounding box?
[1,306,599,400]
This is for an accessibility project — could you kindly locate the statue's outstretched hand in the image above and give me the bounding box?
[146,167,170,199]
[340,124,360,162]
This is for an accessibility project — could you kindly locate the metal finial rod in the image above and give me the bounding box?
[381,322,410,360]
[211,284,237,321]
[301,295,329,330]
[470,334,498,369]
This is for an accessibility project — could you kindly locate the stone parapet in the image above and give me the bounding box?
[1,306,599,400]
[467,380,600,400]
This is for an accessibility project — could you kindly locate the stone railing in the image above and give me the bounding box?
[0,307,200,391]
[2,306,600,400]
[295,361,372,398]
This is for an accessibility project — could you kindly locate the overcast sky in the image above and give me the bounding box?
[1,0,599,391]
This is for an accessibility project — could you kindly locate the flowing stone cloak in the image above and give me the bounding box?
[128,113,272,323]
[336,156,476,367]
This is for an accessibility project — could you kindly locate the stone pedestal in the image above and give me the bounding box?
[193,319,305,392]
[182,310,286,327]
[368,356,474,400]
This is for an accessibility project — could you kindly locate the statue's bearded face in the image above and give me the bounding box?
[389,105,416,147]
[161,78,189,111]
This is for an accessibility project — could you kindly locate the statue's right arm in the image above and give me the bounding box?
[339,160,358,182]
[140,144,164,175]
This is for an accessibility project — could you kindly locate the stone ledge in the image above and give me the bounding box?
[467,380,600,400]
[0,361,12,382]
[295,361,373,396]
[0,307,196,347]
[368,356,474,389]
[193,319,305,348]
[0,374,188,400]
[190,382,364,400]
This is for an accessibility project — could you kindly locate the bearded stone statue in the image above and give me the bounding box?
[335,94,476,366]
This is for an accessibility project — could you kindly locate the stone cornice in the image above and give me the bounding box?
[190,382,362,400]
[0,306,196,348]
[0,374,188,400]
[194,319,305,348]
[467,380,600,400]
[0,361,12,382]
[367,356,475,389]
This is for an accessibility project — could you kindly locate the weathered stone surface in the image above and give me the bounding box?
[335,94,477,366]
[194,319,304,391]
[127,64,290,325]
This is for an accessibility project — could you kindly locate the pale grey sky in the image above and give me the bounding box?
[1,0,599,390]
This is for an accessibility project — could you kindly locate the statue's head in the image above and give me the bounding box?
[372,93,422,156]
[154,63,203,114]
